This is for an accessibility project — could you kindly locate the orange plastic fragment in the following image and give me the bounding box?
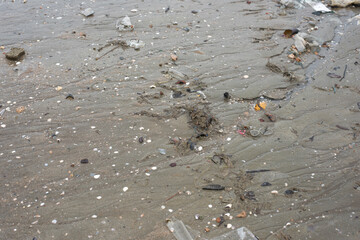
[255,102,267,111]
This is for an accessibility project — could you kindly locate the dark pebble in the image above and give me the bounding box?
[183,27,190,32]
[357,102,360,110]
[119,56,125,60]
[261,182,272,187]
[285,189,294,195]
[65,94,74,100]
[172,91,183,98]
[139,136,144,143]
[80,158,89,164]
[191,10,198,14]
[169,163,177,167]
[5,47,25,61]
[223,92,231,100]
[189,142,195,150]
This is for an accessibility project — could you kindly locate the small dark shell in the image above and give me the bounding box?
[223,92,231,100]
[261,182,272,187]
[285,189,294,195]
[138,136,144,143]
[284,28,299,38]
[65,94,74,100]
[169,163,177,167]
[80,158,89,164]
[202,184,225,191]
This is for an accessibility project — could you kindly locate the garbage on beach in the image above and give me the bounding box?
[304,0,332,13]
[127,40,145,50]
[80,8,94,17]
[254,102,267,111]
[116,16,133,31]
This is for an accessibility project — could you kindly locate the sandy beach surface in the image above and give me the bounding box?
[1,0,360,239]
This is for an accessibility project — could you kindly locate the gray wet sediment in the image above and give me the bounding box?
[0,1,360,239]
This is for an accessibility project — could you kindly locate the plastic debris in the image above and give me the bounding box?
[116,16,133,31]
[166,218,195,240]
[128,40,145,50]
[202,184,225,190]
[304,0,332,13]
[254,102,266,111]
[81,8,94,17]
[168,68,188,80]
[293,34,307,52]
[210,227,258,240]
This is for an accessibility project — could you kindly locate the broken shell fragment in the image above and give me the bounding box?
[236,211,247,218]
[284,28,299,38]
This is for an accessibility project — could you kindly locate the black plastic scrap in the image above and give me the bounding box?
[202,184,225,190]
[246,169,271,173]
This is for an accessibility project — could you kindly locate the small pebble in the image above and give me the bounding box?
[285,189,294,195]
[80,158,89,164]
[169,163,177,167]
[261,182,272,187]
[51,219,57,224]
[123,187,128,192]
[94,174,100,179]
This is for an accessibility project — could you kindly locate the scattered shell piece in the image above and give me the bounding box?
[51,219,57,224]
[130,9,138,13]
[91,215,97,219]
[170,53,178,61]
[96,196,102,200]
[204,227,210,232]
[94,174,100,179]
[236,211,247,218]
[271,190,279,194]
[16,106,25,113]
[123,187,128,192]
[55,86,63,91]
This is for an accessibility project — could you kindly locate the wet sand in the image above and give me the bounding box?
[0,0,360,239]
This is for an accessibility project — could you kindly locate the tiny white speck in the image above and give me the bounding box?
[91,126,96,129]
[94,175,100,179]
[123,187,128,192]
[52,219,57,224]
[151,166,157,170]
[161,205,166,209]
[96,196,102,200]
[208,204,212,208]
[168,209,173,213]
[91,215,97,219]
[243,75,249,79]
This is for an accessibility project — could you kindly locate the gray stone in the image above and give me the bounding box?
[5,47,25,61]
